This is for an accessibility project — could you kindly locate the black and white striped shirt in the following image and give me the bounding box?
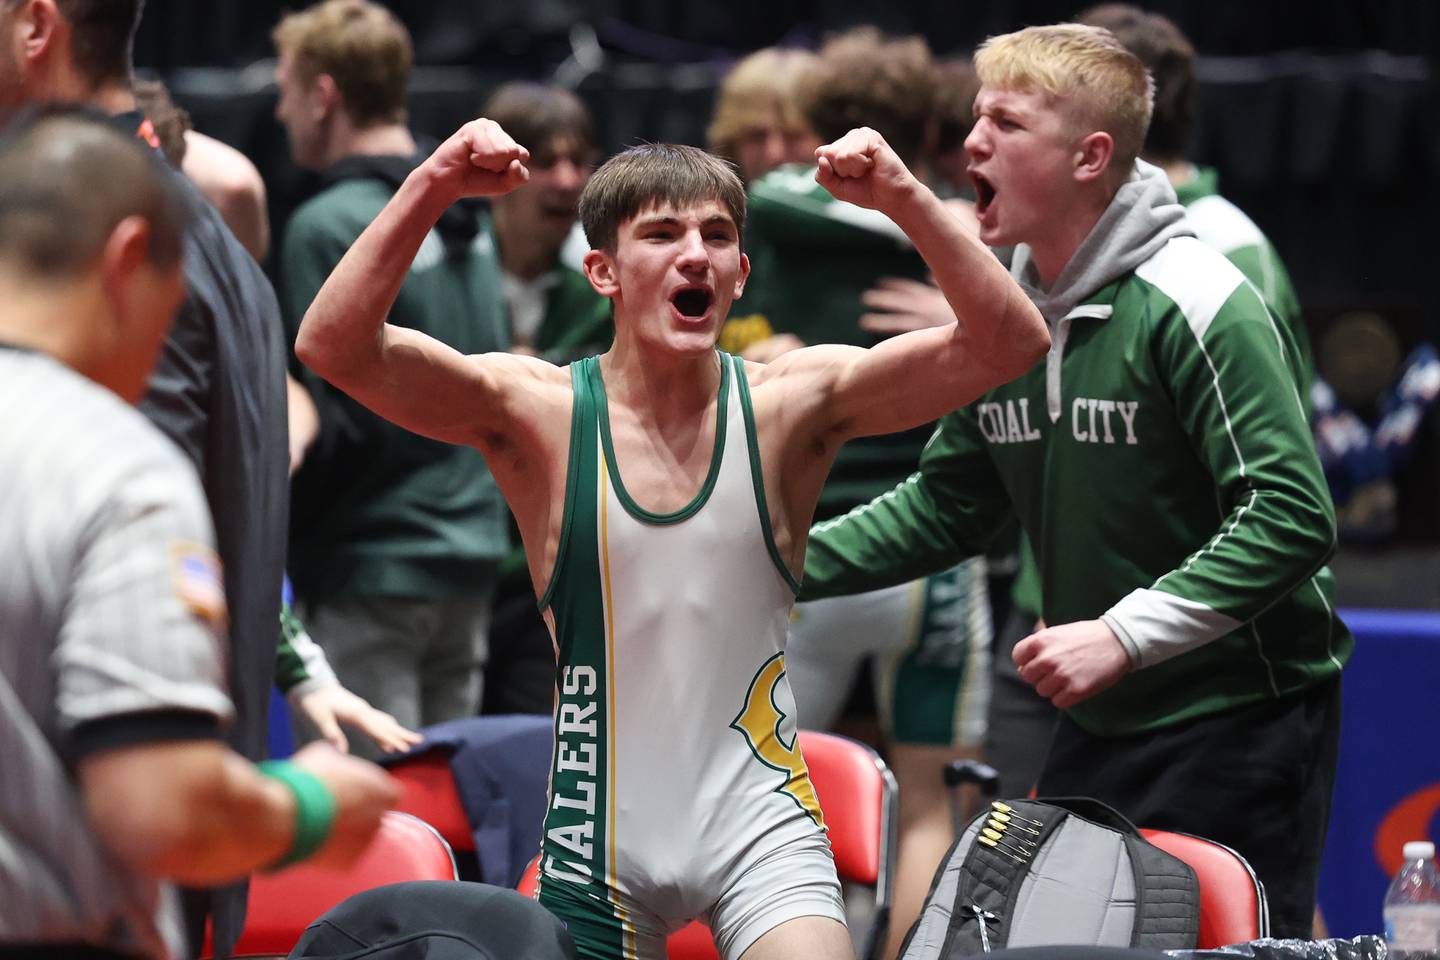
[0,348,233,959]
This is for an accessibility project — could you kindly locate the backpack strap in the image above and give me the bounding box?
[1039,797,1200,949]
[937,802,1070,956]
[1123,833,1201,948]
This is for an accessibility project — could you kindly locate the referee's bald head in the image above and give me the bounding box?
[0,108,187,281]
[0,108,189,400]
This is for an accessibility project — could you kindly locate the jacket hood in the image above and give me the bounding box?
[1010,160,1193,324]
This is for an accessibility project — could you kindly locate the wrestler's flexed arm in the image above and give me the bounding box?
[742,127,1046,574]
[760,127,1048,446]
[295,118,562,451]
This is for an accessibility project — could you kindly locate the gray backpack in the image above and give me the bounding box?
[899,798,1201,958]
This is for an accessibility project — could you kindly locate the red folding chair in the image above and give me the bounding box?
[387,750,475,855]
[518,730,899,960]
[207,811,458,958]
[1140,829,1268,948]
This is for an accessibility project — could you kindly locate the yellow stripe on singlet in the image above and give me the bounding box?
[598,455,636,959]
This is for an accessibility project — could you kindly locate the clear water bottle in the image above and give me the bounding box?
[1384,840,1440,954]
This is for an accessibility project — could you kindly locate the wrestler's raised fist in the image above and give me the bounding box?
[814,126,918,213]
[422,118,530,201]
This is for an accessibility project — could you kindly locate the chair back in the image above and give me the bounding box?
[225,811,457,957]
[801,730,898,896]
[387,750,475,852]
[1139,828,1268,948]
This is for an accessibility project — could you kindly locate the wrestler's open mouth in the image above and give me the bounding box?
[971,172,997,215]
[672,287,713,318]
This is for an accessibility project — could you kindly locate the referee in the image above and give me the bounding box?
[0,2,293,948]
[0,112,396,960]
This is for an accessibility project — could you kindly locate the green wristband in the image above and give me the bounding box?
[258,760,337,869]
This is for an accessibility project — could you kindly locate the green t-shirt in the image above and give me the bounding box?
[280,177,510,601]
[728,164,934,521]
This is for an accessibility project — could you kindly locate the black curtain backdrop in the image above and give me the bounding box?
[145,0,1437,338]
[135,0,1439,68]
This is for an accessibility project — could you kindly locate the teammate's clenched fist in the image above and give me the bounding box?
[814,126,919,213]
[1012,619,1133,710]
[422,118,531,201]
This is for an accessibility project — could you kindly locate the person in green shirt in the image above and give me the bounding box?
[802,24,1347,939]
[481,82,613,366]
[477,82,613,715]
[707,47,824,186]
[273,0,510,752]
[858,7,1325,807]
[991,3,1320,802]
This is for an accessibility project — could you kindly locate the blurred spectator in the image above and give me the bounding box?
[135,78,273,264]
[1077,4,1312,384]
[0,1,294,951]
[731,27,993,959]
[132,77,187,165]
[482,81,611,363]
[795,28,936,182]
[928,57,981,200]
[707,47,822,185]
[133,75,421,757]
[273,0,510,753]
[478,81,612,716]
[1311,340,1440,541]
[0,109,394,960]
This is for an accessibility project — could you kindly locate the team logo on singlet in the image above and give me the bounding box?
[545,664,603,888]
[730,652,826,827]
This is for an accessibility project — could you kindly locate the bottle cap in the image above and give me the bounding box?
[1403,841,1435,861]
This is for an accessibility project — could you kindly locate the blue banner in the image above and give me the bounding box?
[1318,608,1440,938]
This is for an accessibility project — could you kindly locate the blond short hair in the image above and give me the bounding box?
[707,48,817,161]
[974,23,1154,169]
[272,0,411,128]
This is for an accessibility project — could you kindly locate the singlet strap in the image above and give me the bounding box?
[732,354,803,596]
[538,357,597,610]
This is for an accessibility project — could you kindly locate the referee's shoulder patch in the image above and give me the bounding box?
[170,541,227,627]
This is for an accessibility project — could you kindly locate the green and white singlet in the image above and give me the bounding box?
[535,352,843,960]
